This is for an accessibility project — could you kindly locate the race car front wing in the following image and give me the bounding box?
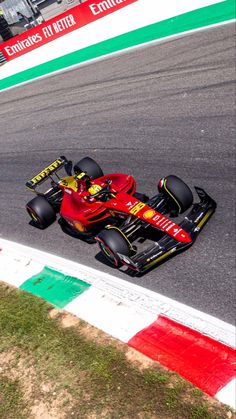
[117,187,216,273]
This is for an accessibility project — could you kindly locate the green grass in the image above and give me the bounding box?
[0,283,232,418]
[0,377,29,419]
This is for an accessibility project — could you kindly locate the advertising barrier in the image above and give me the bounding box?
[0,0,137,61]
[0,0,235,90]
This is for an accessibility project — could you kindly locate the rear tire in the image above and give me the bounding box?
[73,157,103,179]
[26,196,56,229]
[97,228,130,267]
[158,175,193,214]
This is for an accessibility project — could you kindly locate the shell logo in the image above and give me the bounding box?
[143,209,155,219]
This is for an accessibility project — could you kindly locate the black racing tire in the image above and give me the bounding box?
[26,196,56,229]
[158,175,193,214]
[73,157,103,179]
[97,229,131,267]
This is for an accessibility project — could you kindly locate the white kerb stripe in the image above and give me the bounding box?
[0,249,44,288]
[215,378,236,411]
[65,287,157,342]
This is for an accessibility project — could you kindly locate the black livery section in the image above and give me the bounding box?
[111,187,216,273]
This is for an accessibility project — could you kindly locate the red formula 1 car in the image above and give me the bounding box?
[26,156,216,274]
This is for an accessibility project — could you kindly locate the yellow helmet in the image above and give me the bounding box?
[88,184,102,195]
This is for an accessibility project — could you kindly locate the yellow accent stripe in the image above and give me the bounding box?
[163,179,181,214]
[30,211,38,222]
[26,186,37,194]
[145,249,173,269]
[197,209,214,229]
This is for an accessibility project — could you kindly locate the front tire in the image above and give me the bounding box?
[26,196,56,229]
[158,175,193,214]
[97,228,131,267]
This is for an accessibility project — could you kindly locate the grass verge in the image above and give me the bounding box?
[0,282,234,419]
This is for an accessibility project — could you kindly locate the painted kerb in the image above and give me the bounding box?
[0,239,235,409]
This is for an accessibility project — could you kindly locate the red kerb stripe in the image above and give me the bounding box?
[128,315,236,395]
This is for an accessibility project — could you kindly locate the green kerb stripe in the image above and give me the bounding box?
[0,0,235,90]
[20,266,91,308]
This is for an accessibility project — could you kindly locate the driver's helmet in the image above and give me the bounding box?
[88,184,102,195]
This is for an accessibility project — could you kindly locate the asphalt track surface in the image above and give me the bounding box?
[0,23,235,324]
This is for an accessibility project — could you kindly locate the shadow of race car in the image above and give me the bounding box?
[26,156,216,274]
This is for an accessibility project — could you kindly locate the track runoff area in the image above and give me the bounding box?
[0,0,235,411]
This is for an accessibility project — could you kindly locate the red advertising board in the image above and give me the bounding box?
[0,0,137,61]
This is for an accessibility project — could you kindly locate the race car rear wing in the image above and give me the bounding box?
[26,156,72,191]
